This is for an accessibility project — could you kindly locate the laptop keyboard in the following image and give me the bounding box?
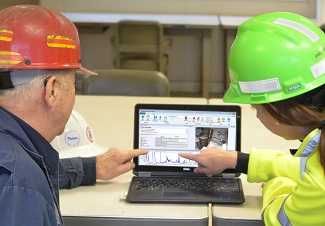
[133,176,241,193]
[127,176,245,203]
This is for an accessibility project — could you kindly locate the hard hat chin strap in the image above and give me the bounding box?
[0,70,49,90]
[320,120,325,129]
[0,71,14,89]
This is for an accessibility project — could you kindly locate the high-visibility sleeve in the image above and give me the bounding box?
[261,154,325,226]
[247,150,301,183]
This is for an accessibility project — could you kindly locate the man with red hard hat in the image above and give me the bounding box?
[0,5,145,225]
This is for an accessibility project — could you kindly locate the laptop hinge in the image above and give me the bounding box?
[137,172,152,177]
[222,173,237,178]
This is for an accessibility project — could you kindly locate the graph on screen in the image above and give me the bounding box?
[139,150,197,167]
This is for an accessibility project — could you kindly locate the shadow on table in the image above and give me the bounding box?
[63,216,208,226]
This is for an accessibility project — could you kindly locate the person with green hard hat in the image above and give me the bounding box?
[180,12,325,226]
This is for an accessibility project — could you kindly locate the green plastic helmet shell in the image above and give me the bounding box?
[224,12,325,104]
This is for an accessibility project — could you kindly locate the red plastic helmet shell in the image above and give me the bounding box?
[0,5,82,71]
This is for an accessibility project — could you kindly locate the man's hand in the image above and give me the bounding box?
[96,148,147,180]
[179,148,237,177]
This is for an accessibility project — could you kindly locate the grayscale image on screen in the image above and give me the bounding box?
[195,127,228,150]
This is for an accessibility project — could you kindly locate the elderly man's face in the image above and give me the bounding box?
[53,71,76,135]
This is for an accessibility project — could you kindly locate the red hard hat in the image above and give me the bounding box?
[0,5,94,74]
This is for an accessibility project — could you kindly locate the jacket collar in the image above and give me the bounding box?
[295,128,321,157]
[0,107,59,174]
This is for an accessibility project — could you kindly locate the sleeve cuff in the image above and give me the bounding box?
[235,152,250,174]
[81,157,96,186]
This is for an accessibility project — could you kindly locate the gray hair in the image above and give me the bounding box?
[0,70,73,102]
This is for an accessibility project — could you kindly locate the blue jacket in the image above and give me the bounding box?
[0,108,63,226]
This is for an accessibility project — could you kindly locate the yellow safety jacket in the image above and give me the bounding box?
[247,129,325,226]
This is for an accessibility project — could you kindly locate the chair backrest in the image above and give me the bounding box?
[118,21,161,46]
[113,21,164,72]
[81,69,170,97]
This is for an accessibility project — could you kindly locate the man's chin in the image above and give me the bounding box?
[57,127,65,136]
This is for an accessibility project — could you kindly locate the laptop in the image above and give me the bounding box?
[126,104,244,204]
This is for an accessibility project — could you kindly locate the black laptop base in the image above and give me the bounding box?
[126,176,245,204]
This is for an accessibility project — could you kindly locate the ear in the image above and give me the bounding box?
[44,76,59,108]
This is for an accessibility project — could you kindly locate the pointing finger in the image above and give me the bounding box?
[122,149,148,161]
[179,152,199,162]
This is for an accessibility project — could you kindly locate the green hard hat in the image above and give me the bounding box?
[224,12,325,104]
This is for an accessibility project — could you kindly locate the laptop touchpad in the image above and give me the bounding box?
[163,191,193,198]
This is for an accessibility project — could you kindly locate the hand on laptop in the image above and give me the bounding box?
[179,148,237,177]
[96,148,147,180]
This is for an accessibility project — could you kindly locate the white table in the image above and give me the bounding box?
[212,175,263,226]
[73,95,208,149]
[61,172,208,226]
[63,95,209,226]
[60,172,262,226]
[61,95,265,226]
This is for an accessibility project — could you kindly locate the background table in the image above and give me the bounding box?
[61,96,300,226]
[61,172,208,226]
[73,95,207,149]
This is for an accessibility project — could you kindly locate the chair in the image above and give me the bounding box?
[112,21,166,74]
[81,69,170,97]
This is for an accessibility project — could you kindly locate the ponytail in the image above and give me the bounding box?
[320,122,325,172]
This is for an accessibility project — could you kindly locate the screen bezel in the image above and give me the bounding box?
[133,104,241,174]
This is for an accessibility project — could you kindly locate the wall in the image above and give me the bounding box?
[77,25,225,96]
[78,26,115,70]
[38,0,319,96]
[1,0,320,96]
[0,0,38,9]
[40,0,317,18]
[317,0,325,24]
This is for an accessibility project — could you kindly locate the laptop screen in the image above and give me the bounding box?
[134,104,241,173]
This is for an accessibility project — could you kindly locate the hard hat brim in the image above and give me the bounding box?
[78,65,98,76]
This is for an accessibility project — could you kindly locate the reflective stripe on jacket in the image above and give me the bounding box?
[247,129,325,226]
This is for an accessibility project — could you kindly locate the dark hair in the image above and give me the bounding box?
[262,85,325,172]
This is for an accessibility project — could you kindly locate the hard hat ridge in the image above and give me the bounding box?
[224,12,325,104]
[0,5,95,76]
